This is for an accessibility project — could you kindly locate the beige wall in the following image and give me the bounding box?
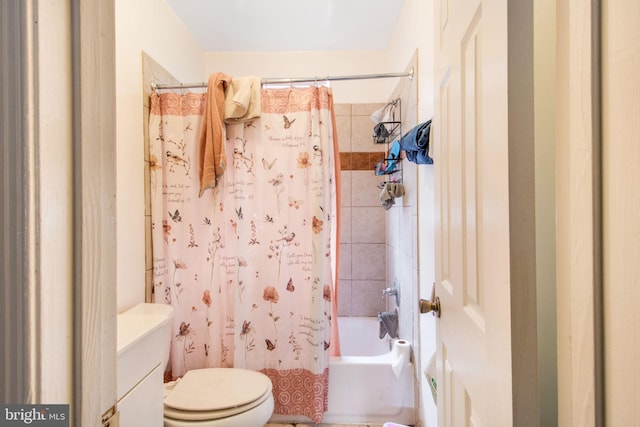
[204,51,395,104]
[387,0,434,122]
[115,0,205,313]
[387,0,437,424]
[383,52,437,427]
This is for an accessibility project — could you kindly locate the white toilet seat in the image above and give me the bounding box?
[163,368,273,424]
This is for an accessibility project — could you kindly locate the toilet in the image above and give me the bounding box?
[117,303,274,427]
[163,367,274,426]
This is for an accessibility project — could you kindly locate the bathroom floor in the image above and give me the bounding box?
[266,424,386,427]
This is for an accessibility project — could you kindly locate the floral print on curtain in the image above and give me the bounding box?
[149,85,338,423]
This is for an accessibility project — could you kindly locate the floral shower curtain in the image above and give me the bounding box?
[149,85,339,422]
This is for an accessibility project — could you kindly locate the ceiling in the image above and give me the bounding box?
[165,0,405,52]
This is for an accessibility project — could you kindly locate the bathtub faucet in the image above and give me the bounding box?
[381,287,397,298]
[381,282,400,306]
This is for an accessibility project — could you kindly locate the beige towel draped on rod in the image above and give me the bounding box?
[151,68,414,91]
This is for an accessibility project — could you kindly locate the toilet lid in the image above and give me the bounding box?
[164,368,272,421]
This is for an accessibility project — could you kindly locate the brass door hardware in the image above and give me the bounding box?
[419,283,441,317]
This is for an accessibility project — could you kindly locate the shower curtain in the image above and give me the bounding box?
[149,85,339,422]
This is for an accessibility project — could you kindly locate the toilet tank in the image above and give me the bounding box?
[117,303,174,400]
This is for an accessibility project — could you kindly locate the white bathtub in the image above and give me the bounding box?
[270,316,415,425]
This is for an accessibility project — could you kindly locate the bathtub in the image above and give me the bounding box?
[270,316,415,425]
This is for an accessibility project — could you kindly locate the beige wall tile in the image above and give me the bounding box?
[372,140,388,154]
[145,269,154,303]
[335,103,391,320]
[351,115,375,152]
[352,207,385,243]
[351,280,386,316]
[352,171,383,207]
[144,161,151,216]
[334,115,351,152]
[337,279,352,317]
[145,215,153,270]
[142,52,180,102]
[340,206,352,243]
[333,103,351,116]
[340,170,352,206]
[351,102,384,116]
[398,160,415,207]
[339,243,352,281]
[351,243,386,280]
[398,209,417,258]
[143,106,150,161]
[386,202,401,251]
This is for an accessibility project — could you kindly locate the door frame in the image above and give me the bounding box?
[0,0,118,425]
[71,0,118,425]
[555,1,603,426]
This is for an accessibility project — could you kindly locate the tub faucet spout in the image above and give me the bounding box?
[381,287,397,298]
[381,281,400,306]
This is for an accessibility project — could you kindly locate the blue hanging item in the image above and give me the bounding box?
[374,139,401,176]
[385,139,401,173]
[399,120,433,164]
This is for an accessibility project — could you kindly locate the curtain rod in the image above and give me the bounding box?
[151,68,414,91]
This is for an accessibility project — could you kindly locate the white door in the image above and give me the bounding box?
[432,0,533,425]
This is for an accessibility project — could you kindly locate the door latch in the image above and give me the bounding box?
[419,283,441,317]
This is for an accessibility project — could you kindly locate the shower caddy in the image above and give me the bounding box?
[373,98,403,189]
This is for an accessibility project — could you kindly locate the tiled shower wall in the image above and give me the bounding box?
[334,103,389,317]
